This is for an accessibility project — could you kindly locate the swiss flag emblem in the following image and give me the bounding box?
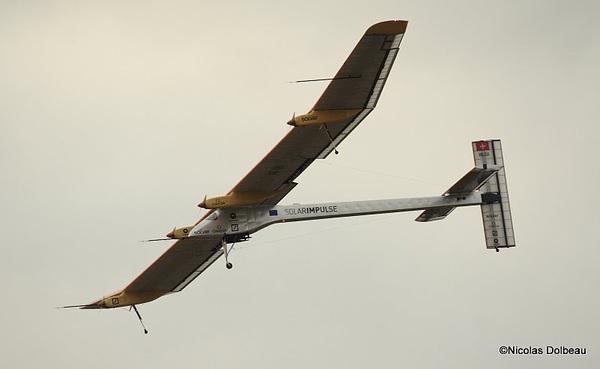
[475,141,490,151]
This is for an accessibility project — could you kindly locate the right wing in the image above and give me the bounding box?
[227,20,408,206]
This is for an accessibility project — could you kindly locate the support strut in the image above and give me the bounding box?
[132,305,148,334]
[222,238,233,269]
[321,124,339,155]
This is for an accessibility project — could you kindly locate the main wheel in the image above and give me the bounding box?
[226,262,233,269]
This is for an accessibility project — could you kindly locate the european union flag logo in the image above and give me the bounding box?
[269,210,278,216]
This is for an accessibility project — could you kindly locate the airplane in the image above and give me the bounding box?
[66,20,515,333]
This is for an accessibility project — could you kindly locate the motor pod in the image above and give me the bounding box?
[198,191,279,209]
[287,109,361,127]
[166,226,194,239]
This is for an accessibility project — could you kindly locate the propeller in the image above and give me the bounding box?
[140,227,177,242]
[198,194,208,208]
[287,112,296,126]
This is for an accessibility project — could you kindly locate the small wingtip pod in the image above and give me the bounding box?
[366,20,408,35]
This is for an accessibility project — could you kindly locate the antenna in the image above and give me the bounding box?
[140,238,171,243]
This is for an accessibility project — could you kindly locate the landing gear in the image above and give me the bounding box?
[132,305,148,334]
[222,238,234,269]
[495,247,500,253]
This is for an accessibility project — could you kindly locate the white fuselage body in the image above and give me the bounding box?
[189,192,483,241]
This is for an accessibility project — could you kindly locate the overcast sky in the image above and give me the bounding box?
[2,1,599,368]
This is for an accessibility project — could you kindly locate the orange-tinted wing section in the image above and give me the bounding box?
[230,20,408,205]
[125,235,224,293]
[80,235,223,309]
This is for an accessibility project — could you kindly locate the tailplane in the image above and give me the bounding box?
[416,139,516,251]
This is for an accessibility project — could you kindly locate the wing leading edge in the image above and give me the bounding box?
[78,20,408,309]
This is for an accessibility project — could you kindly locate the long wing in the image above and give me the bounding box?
[79,20,408,309]
[229,20,408,205]
[80,235,223,308]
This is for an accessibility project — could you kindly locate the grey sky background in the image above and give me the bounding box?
[2,1,599,368]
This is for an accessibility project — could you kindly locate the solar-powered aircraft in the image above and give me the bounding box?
[67,20,515,333]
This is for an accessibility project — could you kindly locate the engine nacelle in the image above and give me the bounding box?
[198,191,279,209]
[287,109,361,127]
[166,226,194,239]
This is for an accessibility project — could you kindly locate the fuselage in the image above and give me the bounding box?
[189,193,484,242]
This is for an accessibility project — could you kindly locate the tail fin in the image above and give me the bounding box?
[473,140,516,250]
[415,166,501,222]
[415,139,516,251]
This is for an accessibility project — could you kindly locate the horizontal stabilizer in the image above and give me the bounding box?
[415,166,501,222]
[445,166,502,196]
[415,205,456,222]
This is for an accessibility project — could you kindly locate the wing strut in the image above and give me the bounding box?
[321,124,339,155]
[132,305,148,334]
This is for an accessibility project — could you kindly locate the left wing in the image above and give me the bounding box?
[80,235,223,308]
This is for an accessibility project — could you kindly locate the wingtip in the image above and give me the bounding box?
[60,303,103,310]
[61,298,106,310]
[366,20,408,35]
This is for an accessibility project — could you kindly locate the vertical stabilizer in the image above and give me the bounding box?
[473,140,516,250]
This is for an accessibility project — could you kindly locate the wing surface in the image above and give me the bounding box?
[125,235,224,293]
[230,20,408,205]
[80,235,223,308]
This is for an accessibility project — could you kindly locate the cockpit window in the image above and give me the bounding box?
[207,213,218,221]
